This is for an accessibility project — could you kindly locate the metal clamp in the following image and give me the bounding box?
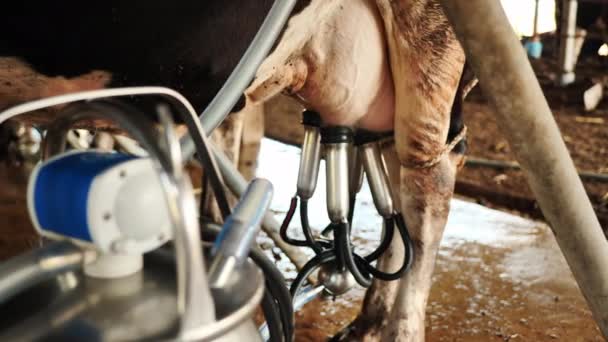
[321,126,353,223]
[296,110,322,200]
[359,142,394,218]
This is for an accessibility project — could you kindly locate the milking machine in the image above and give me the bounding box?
[281,110,415,299]
[0,88,296,341]
[0,0,418,337]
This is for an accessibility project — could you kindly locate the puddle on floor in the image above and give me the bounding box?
[256,138,602,341]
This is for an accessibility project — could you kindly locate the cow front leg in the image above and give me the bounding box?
[237,103,265,181]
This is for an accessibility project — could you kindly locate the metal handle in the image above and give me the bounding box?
[154,108,217,332]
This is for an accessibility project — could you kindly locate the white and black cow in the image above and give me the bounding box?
[0,1,468,340]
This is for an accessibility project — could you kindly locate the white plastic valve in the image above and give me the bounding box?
[86,157,173,255]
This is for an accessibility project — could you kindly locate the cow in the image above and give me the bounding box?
[0,0,467,340]
[247,1,466,340]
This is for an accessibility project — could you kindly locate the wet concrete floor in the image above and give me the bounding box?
[256,139,603,341]
[0,139,602,341]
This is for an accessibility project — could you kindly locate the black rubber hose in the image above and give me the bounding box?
[289,250,335,298]
[364,217,396,262]
[330,223,346,271]
[166,98,232,220]
[394,212,415,272]
[320,223,334,237]
[261,289,285,342]
[279,197,308,247]
[280,197,330,252]
[299,200,324,254]
[347,195,356,226]
[335,222,372,288]
[202,222,294,342]
[199,171,210,222]
[249,247,295,342]
[361,213,415,281]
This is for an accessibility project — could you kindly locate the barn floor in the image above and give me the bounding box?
[458,58,608,230]
[256,139,602,341]
[0,138,602,341]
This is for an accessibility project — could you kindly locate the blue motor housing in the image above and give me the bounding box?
[27,151,173,254]
[28,151,135,242]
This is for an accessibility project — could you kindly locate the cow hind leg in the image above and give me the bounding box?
[381,155,459,341]
[337,121,464,342]
[336,134,463,342]
[332,143,402,341]
[334,2,466,340]
[338,64,468,338]
[237,103,265,181]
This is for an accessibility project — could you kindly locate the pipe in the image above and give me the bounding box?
[465,157,608,183]
[209,179,274,288]
[439,1,608,337]
[211,144,311,271]
[180,0,298,159]
[557,0,578,85]
[533,0,540,37]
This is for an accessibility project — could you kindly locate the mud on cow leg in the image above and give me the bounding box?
[382,156,459,341]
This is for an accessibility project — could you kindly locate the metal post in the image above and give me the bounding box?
[533,0,540,36]
[440,0,608,338]
[557,0,578,85]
